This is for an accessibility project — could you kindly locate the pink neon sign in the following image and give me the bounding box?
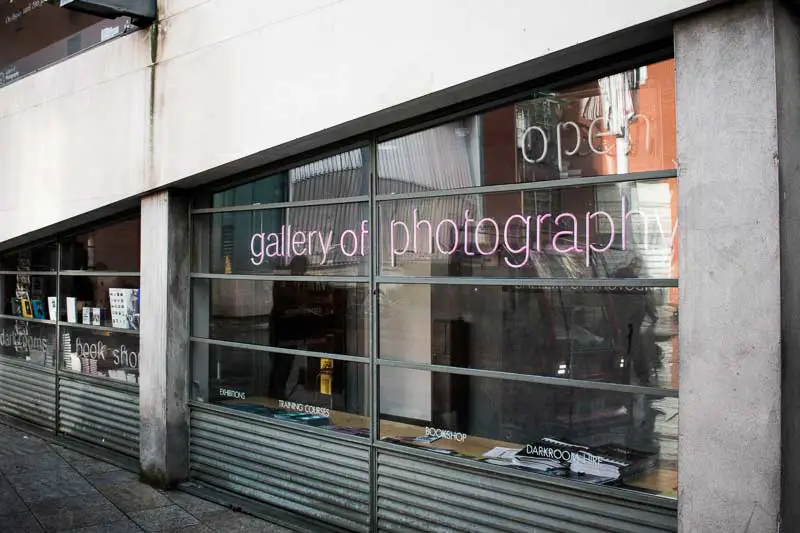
[249,198,676,268]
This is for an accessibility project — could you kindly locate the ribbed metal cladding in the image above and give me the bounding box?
[58,375,140,458]
[377,450,677,533]
[0,359,56,431]
[190,405,371,532]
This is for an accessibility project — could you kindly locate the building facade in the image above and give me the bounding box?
[0,1,797,532]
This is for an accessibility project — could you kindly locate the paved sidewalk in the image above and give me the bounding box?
[0,423,291,532]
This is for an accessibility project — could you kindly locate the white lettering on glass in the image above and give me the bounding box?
[278,400,330,417]
[424,427,467,442]
[219,388,246,400]
[247,198,674,269]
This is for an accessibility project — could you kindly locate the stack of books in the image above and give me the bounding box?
[513,437,657,484]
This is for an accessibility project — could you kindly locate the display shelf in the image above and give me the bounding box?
[57,321,140,336]
[0,314,57,326]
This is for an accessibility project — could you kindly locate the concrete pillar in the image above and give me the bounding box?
[775,3,800,531]
[139,190,191,488]
[675,1,797,530]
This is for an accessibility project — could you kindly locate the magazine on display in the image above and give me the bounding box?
[512,437,657,484]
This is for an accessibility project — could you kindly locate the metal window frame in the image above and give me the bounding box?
[185,55,682,527]
[0,213,143,442]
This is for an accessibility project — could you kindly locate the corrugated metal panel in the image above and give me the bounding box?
[58,376,139,458]
[189,405,370,532]
[377,450,677,533]
[0,358,56,431]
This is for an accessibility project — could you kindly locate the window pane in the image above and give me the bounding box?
[60,327,140,384]
[0,274,58,320]
[379,367,677,498]
[60,276,140,330]
[378,59,675,193]
[0,242,58,272]
[379,285,677,390]
[208,148,370,208]
[378,179,677,279]
[192,279,368,357]
[0,318,56,367]
[61,218,141,272]
[192,343,369,438]
[192,203,369,276]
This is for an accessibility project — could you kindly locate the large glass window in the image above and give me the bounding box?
[57,217,141,384]
[0,216,141,384]
[0,244,58,368]
[1,1,134,88]
[191,148,372,437]
[190,59,678,499]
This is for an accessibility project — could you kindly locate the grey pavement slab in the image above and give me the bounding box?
[0,476,28,517]
[7,467,97,504]
[128,505,200,532]
[95,481,173,513]
[165,492,226,519]
[0,511,44,532]
[63,518,143,532]
[0,423,295,532]
[29,493,126,532]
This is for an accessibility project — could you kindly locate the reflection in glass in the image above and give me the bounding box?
[192,279,368,357]
[377,59,676,193]
[60,327,140,384]
[379,367,678,498]
[378,179,678,279]
[192,344,369,438]
[0,318,57,367]
[0,242,58,272]
[192,203,370,276]
[61,218,141,272]
[379,285,677,389]
[0,1,131,88]
[209,148,370,208]
[0,274,58,320]
[59,276,140,330]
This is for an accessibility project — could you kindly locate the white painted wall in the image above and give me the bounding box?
[0,0,718,243]
[0,30,152,243]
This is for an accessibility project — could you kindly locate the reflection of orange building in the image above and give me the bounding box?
[477,59,679,388]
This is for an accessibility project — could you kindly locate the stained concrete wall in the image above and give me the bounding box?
[139,190,191,486]
[675,1,785,530]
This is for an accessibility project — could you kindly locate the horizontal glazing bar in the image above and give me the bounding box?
[375,170,677,202]
[0,271,57,276]
[59,322,140,336]
[191,194,370,215]
[375,358,678,398]
[375,276,678,288]
[58,271,140,277]
[190,336,368,364]
[189,273,369,283]
[372,440,678,510]
[0,314,56,325]
[59,369,140,394]
[0,354,57,374]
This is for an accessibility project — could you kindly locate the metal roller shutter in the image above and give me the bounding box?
[189,403,371,532]
[376,449,677,533]
[0,358,56,431]
[57,374,139,458]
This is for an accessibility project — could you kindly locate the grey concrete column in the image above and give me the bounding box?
[675,1,798,530]
[775,3,800,531]
[139,190,191,488]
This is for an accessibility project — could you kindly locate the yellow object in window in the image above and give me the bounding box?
[224,256,232,274]
[320,358,333,395]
